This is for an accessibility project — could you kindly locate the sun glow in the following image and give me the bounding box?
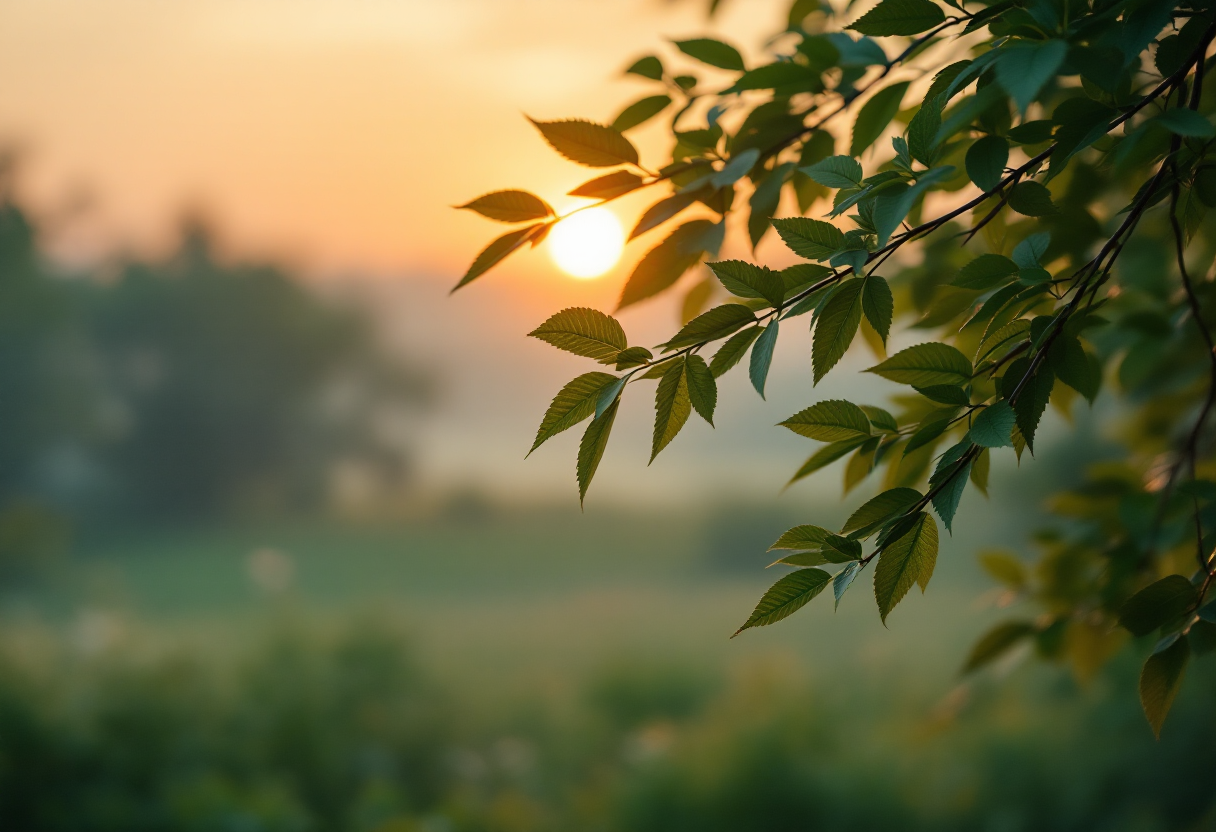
[549,208,624,279]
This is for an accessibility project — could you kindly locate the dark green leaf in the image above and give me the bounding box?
[1011,232,1050,268]
[625,55,664,80]
[458,190,554,222]
[664,303,757,349]
[874,511,939,623]
[453,224,546,291]
[1119,576,1198,637]
[867,343,973,386]
[1153,109,1215,138]
[528,307,628,362]
[782,263,833,297]
[851,82,910,157]
[530,118,640,167]
[1007,120,1054,144]
[813,279,864,383]
[773,217,846,260]
[612,95,672,132]
[530,372,619,455]
[710,326,763,377]
[674,37,745,71]
[749,320,780,398]
[1051,336,1100,402]
[1140,637,1190,738]
[929,450,971,532]
[915,385,969,405]
[787,436,872,486]
[965,136,1009,192]
[615,346,653,370]
[711,148,762,188]
[708,260,785,305]
[860,405,898,433]
[801,155,864,189]
[1008,181,1057,216]
[733,568,832,636]
[731,61,820,92]
[619,220,718,309]
[952,254,1019,291]
[908,94,944,166]
[850,0,946,36]
[780,399,872,441]
[629,192,698,240]
[995,40,1067,113]
[962,622,1036,673]
[969,401,1016,447]
[651,358,692,462]
[842,487,922,535]
[861,275,893,343]
[748,163,795,248]
[685,355,717,424]
[577,399,620,505]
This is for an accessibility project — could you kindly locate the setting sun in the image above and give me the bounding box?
[548,207,624,279]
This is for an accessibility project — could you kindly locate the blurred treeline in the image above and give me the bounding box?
[1,619,1214,832]
[0,171,425,577]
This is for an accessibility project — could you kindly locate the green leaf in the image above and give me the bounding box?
[874,511,939,623]
[748,163,795,248]
[1011,232,1050,268]
[861,275,893,343]
[749,321,780,398]
[1007,181,1057,216]
[1052,336,1100,403]
[851,82,910,157]
[614,346,653,370]
[458,190,554,223]
[1002,357,1053,452]
[612,95,672,132]
[1007,119,1054,144]
[528,307,628,362]
[1118,576,1198,637]
[979,551,1026,589]
[1153,108,1215,138]
[962,622,1036,673]
[674,37,745,71]
[710,326,763,377]
[708,260,785,306]
[772,217,846,261]
[842,487,922,535]
[813,279,864,383]
[734,568,831,635]
[594,376,626,419]
[833,561,863,609]
[651,358,692,462]
[969,401,1016,447]
[577,399,620,505]
[867,343,972,386]
[929,448,971,532]
[850,0,946,36]
[787,436,872,486]
[665,303,757,350]
[619,220,718,309]
[952,254,1019,291]
[530,118,640,167]
[712,148,762,188]
[453,224,546,291]
[530,372,620,455]
[569,170,646,200]
[780,399,872,442]
[1140,637,1190,738]
[770,524,831,551]
[907,94,944,166]
[731,61,820,92]
[625,55,664,80]
[801,155,864,189]
[965,136,1009,192]
[915,385,969,405]
[685,355,717,425]
[629,192,698,240]
[995,40,1068,113]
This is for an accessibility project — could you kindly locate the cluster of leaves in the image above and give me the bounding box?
[456,0,1216,735]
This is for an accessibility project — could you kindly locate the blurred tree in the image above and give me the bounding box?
[457,0,1216,733]
[0,168,427,529]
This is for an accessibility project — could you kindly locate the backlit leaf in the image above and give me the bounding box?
[569,170,646,199]
[651,358,691,461]
[674,37,746,71]
[780,399,872,442]
[612,95,672,132]
[952,254,1019,291]
[1118,575,1198,637]
[787,436,872,486]
[530,118,640,167]
[969,401,1016,448]
[626,55,664,80]
[458,190,554,222]
[1140,637,1190,738]
[530,372,619,455]
[685,354,717,424]
[629,192,699,240]
[874,511,939,623]
[801,155,864,189]
[528,307,627,362]
[664,303,757,349]
[867,343,972,386]
[577,399,620,505]
[965,136,1009,192]
[733,568,832,635]
[453,224,546,291]
[813,279,864,383]
[851,82,910,157]
[963,622,1036,673]
[709,260,785,305]
[619,220,718,309]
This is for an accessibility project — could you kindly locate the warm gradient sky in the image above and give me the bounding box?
[0,0,1034,505]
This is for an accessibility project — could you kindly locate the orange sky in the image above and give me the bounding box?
[0,0,785,283]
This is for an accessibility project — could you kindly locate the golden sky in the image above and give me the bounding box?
[0,0,783,281]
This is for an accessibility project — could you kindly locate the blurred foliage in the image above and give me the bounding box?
[456,0,1216,731]
[0,619,1214,831]
[0,170,425,539]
